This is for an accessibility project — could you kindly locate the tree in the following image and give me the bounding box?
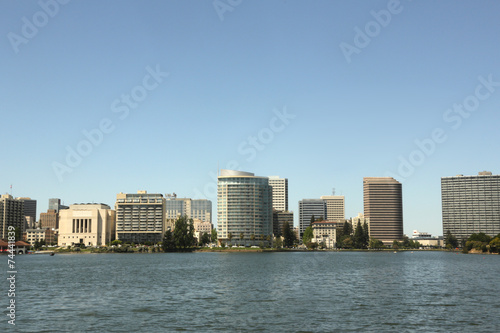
[239,232,244,246]
[282,222,295,248]
[353,222,365,249]
[369,239,384,249]
[275,237,283,248]
[199,232,211,247]
[445,231,459,249]
[392,240,401,249]
[342,221,353,237]
[14,227,22,242]
[162,230,175,252]
[228,232,233,245]
[111,239,122,246]
[173,215,195,250]
[362,222,369,247]
[211,229,217,243]
[302,226,314,245]
[250,234,255,242]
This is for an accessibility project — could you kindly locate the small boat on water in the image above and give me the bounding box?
[50,252,55,256]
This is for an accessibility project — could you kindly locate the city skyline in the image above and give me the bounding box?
[2,1,500,237]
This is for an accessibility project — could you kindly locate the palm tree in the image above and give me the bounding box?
[239,232,244,246]
[228,232,233,246]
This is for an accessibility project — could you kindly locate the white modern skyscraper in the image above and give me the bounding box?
[217,170,273,246]
[268,176,288,212]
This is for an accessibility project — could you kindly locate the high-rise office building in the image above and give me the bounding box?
[58,204,115,247]
[441,171,500,240]
[298,199,327,239]
[268,176,288,212]
[363,177,403,245]
[48,198,69,213]
[165,194,212,223]
[272,210,294,237]
[320,195,345,221]
[40,209,58,229]
[0,194,25,239]
[115,191,165,243]
[217,170,273,246]
[17,197,36,223]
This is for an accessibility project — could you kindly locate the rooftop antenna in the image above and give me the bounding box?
[218,161,219,176]
[10,184,12,197]
[332,188,335,196]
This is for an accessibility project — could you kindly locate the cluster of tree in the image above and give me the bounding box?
[444,231,459,249]
[282,221,297,247]
[162,215,196,252]
[336,221,370,249]
[32,239,46,250]
[392,236,421,249]
[462,232,500,254]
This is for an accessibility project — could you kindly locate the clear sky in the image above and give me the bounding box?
[1,0,499,236]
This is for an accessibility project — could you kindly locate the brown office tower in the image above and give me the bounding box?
[363,177,403,246]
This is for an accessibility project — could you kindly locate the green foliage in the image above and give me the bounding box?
[342,237,353,249]
[199,232,211,247]
[342,221,353,237]
[274,237,283,248]
[468,233,492,243]
[111,240,122,246]
[444,231,459,249]
[162,230,175,252]
[392,240,401,249]
[228,232,233,245]
[489,237,500,253]
[211,229,218,243]
[353,222,367,249]
[173,215,195,250]
[302,226,314,245]
[14,227,22,242]
[369,239,385,249]
[282,222,296,248]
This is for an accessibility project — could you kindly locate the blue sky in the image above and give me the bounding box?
[1,0,499,236]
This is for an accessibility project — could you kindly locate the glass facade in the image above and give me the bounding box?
[218,171,272,245]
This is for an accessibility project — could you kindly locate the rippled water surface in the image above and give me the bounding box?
[3,251,500,332]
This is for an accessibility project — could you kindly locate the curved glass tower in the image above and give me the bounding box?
[217,170,273,246]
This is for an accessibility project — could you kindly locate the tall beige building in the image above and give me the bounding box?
[363,177,403,245]
[58,204,116,247]
[268,176,288,212]
[165,194,212,223]
[320,195,345,222]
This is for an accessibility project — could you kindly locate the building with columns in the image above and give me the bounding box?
[58,204,115,247]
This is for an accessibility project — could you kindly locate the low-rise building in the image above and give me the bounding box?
[312,220,337,249]
[24,228,56,245]
[58,204,115,247]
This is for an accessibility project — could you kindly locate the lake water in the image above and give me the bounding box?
[3,251,500,332]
